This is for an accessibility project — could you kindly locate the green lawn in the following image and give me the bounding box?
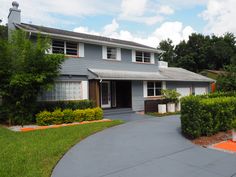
[0,120,123,177]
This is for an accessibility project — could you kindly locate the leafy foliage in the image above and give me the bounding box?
[181,95,236,139]
[36,99,95,113]
[161,89,180,103]
[36,107,103,125]
[217,65,236,91]
[0,30,64,125]
[158,33,236,72]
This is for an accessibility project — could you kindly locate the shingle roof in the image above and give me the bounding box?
[61,58,214,82]
[15,23,159,51]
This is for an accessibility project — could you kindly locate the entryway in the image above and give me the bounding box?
[101,80,132,109]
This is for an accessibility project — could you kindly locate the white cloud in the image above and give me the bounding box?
[73,20,195,47]
[73,26,100,35]
[200,0,236,35]
[103,19,119,36]
[119,0,174,25]
[0,0,119,26]
[158,5,174,15]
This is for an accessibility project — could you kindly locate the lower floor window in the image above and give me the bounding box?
[147,81,162,96]
[39,81,82,101]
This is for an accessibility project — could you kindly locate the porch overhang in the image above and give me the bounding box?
[88,68,167,81]
[88,68,215,82]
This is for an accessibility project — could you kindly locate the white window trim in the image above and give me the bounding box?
[133,51,154,64]
[50,40,80,57]
[81,81,88,99]
[79,43,84,57]
[102,46,121,61]
[144,81,163,97]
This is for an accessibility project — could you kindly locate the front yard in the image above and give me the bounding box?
[0,120,123,177]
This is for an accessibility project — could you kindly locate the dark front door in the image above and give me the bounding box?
[116,81,132,108]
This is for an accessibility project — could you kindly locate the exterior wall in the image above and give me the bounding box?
[121,49,132,63]
[166,81,211,94]
[131,80,145,111]
[84,43,103,61]
[83,43,157,65]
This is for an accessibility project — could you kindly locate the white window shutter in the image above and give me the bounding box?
[81,81,88,99]
[162,81,166,89]
[151,53,155,64]
[143,81,147,97]
[117,48,121,61]
[79,43,84,57]
[132,50,136,62]
[102,46,107,59]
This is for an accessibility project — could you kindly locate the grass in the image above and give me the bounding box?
[0,120,123,177]
[147,111,180,117]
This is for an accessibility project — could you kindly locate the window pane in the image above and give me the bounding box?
[136,51,143,62]
[144,52,150,63]
[144,57,150,63]
[66,42,77,55]
[148,89,154,96]
[52,40,64,54]
[66,49,77,55]
[144,52,150,58]
[155,82,162,88]
[147,82,154,88]
[40,81,82,101]
[155,89,161,96]
[107,47,116,59]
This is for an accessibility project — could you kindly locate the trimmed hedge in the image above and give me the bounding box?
[181,95,236,139]
[35,100,95,113]
[36,107,103,126]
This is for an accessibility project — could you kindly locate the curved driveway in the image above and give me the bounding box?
[52,115,236,177]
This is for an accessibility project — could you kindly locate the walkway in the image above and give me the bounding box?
[52,114,236,177]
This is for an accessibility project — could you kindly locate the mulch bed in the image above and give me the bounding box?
[191,130,232,147]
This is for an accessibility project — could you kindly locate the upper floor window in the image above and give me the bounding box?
[136,51,151,63]
[147,81,162,96]
[107,47,117,60]
[52,40,78,56]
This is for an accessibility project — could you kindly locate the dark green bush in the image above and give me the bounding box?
[35,100,95,113]
[181,95,236,139]
[36,107,103,125]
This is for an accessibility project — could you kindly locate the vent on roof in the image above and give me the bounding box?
[158,61,168,68]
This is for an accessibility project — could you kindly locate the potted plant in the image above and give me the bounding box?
[161,89,181,113]
[158,104,167,114]
[232,119,236,142]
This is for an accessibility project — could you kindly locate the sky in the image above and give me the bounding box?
[1,0,236,47]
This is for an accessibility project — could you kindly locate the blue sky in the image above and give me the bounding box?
[1,0,235,47]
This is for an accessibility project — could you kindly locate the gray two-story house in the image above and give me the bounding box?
[7,2,214,111]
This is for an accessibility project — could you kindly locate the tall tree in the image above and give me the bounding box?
[0,25,7,40]
[158,39,176,66]
[0,30,64,125]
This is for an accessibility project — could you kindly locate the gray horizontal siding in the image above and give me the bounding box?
[132,80,145,111]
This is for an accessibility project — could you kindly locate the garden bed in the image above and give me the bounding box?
[191,130,232,147]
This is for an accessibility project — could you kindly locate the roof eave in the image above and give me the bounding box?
[16,24,161,53]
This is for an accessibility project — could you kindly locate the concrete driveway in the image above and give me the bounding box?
[52,114,236,177]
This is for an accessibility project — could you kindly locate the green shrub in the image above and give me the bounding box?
[35,100,95,113]
[51,109,64,125]
[94,107,103,120]
[73,109,85,122]
[36,107,104,125]
[232,119,236,129]
[36,111,52,126]
[62,109,74,123]
[181,94,236,139]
